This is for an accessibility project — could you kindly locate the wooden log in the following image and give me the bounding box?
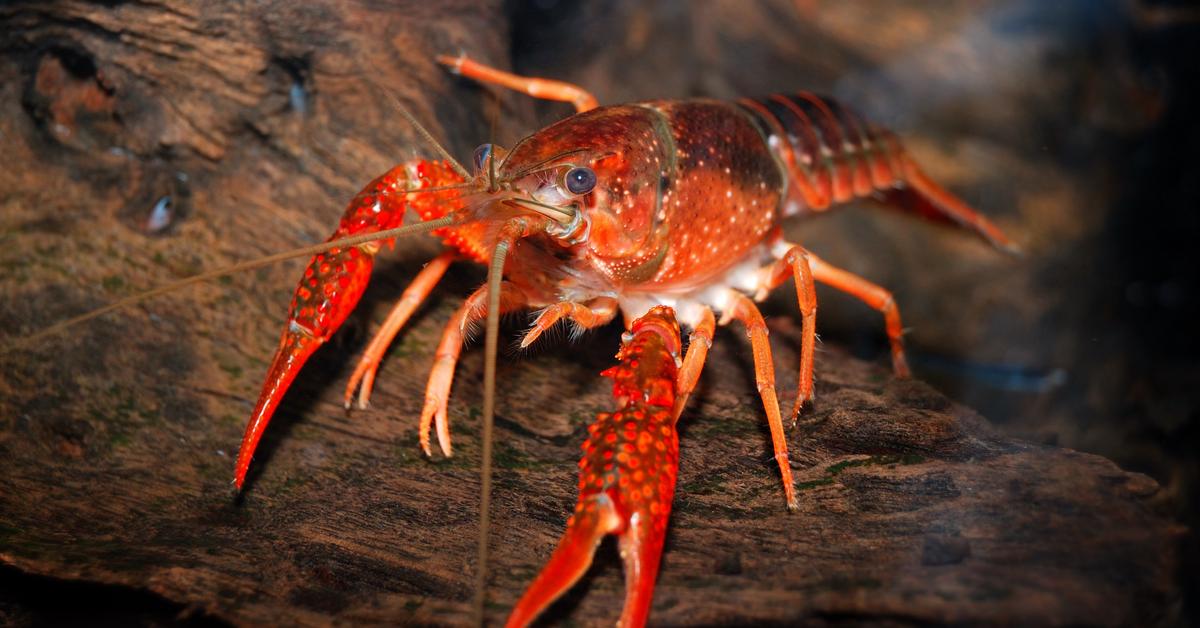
[0,1,1182,626]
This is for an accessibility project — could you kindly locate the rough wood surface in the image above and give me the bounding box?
[0,1,1187,626]
[0,325,1184,626]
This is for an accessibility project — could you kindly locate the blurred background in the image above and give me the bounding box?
[1,0,1196,623]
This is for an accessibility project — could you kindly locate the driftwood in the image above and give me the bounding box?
[0,1,1184,626]
[0,321,1182,625]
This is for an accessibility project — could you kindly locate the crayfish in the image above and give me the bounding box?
[24,55,1015,626]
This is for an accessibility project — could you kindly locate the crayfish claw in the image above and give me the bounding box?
[508,307,682,628]
[235,329,326,490]
[506,496,620,628]
[236,244,375,489]
[237,161,467,486]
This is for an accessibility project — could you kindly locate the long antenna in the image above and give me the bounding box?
[383,92,472,181]
[487,89,499,193]
[473,220,522,626]
[6,216,456,355]
[472,74,504,626]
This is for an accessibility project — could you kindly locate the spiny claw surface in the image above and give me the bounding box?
[508,306,682,628]
[236,246,374,488]
[236,161,466,488]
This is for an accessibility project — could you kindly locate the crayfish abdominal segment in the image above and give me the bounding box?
[198,56,1018,626]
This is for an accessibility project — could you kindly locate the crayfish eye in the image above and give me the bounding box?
[564,167,596,195]
[473,143,493,173]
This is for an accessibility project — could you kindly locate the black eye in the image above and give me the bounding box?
[564,167,596,195]
[473,144,493,172]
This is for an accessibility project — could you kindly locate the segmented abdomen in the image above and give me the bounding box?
[737,93,907,214]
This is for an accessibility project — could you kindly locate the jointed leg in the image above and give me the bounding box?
[723,293,798,510]
[436,54,600,113]
[344,250,456,409]
[758,245,818,424]
[519,297,619,348]
[807,253,911,378]
[420,282,526,457]
[674,306,715,421]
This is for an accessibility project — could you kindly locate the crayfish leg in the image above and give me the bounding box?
[344,249,456,410]
[519,298,618,349]
[759,241,909,383]
[805,251,911,378]
[507,307,682,628]
[674,306,715,421]
[723,293,799,510]
[437,53,599,114]
[418,282,526,457]
[759,244,819,423]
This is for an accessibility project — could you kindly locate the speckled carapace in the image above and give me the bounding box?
[230,55,1017,626]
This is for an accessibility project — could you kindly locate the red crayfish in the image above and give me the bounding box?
[26,55,1016,626]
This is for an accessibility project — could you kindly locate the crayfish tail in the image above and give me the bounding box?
[890,157,1022,255]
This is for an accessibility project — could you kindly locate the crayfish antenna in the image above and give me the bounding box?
[4,217,457,359]
[473,218,530,624]
[382,89,472,181]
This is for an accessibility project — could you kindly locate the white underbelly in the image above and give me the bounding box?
[615,240,778,330]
